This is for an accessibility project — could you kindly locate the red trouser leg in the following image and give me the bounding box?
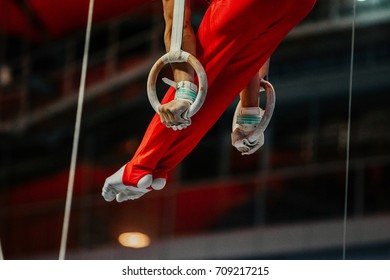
[123,0,316,185]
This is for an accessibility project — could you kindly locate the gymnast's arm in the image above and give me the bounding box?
[239,59,270,108]
[159,0,198,130]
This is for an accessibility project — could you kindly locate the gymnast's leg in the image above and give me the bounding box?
[102,0,316,202]
[154,0,316,176]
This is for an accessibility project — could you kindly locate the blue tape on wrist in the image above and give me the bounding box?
[175,87,197,103]
[236,115,261,125]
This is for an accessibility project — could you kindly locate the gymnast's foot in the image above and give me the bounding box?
[102,164,167,202]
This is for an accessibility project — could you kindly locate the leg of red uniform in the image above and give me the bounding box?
[123,0,316,185]
[156,0,316,173]
[122,87,177,185]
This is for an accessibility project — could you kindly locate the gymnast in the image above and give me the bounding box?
[102,0,316,202]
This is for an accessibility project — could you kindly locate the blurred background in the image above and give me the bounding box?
[0,0,390,260]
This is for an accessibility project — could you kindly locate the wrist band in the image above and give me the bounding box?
[175,81,198,104]
[236,114,261,126]
[162,78,198,104]
[175,87,197,104]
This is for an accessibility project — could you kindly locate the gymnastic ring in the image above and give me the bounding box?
[147,50,208,118]
[232,79,276,137]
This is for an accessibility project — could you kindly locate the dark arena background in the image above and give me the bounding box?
[1,0,390,260]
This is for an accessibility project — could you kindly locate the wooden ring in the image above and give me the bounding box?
[232,79,276,136]
[147,51,208,117]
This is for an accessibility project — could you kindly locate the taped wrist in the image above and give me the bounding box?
[175,81,197,104]
[236,107,261,127]
[162,77,198,104]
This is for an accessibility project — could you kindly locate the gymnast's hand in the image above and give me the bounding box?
[231,107,265,155]
[158,99,192,131]
[231,126,264,155]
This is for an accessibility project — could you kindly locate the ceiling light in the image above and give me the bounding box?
[118,232,151,249]
[0,65,12,86]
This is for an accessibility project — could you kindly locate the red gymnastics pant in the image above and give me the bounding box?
[122,0,316,185]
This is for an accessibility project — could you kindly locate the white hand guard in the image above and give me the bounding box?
[231,108,265,155]
[231,79,275,155]
[159,78,198,131]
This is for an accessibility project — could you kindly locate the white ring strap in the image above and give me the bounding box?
[171,0,186,51]
[147,0,207,117]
